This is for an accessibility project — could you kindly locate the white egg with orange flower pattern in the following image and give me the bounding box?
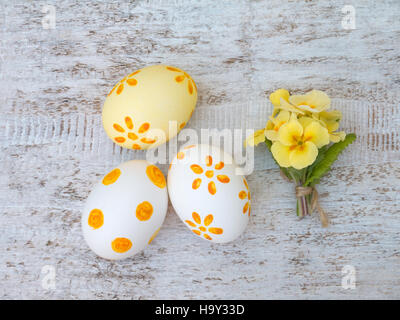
[102,64,197,150]
[82,160,168,260]
[168,144,250,243]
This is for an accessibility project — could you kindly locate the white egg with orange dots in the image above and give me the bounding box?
[102,64,197,150]
[81,160,168,260]
[167,144,250,243]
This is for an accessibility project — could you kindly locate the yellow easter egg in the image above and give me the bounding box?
[102,65,197,150]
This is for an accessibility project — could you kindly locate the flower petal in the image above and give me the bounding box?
[296,104,321,113]
[289,141,318,169]
[319,110,342,121]
[289,90,330,112]
[275,110,291,122]
[330,131,346,142]
[266,120,274,130]
[265,130,278,141]
[324,120,340,133]
[303,121,330,148]
[245,129,266,147]
[279,98,305,114]
[269,89,290,106]
[298,116,314,129]
[278,117,303,146]
[271,141,291,168]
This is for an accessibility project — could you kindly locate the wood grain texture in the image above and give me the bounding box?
[1,0,399,299]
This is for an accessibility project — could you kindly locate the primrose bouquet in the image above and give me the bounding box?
[246,89,356,227]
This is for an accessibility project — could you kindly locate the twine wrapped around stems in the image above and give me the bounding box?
[295,186,329,227]
[280,170,329,227]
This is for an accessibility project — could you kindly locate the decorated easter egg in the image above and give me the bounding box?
[102,64,197,150]
[167,144,250,243]
[82,160,168,260]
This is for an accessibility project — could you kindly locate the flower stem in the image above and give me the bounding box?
[297,168,311,218]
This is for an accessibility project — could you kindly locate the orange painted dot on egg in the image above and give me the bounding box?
[205,156,213,167]
[114,137,126,143]
[88,209,104,229]
[138,123,150,133]
[192,178,202,189]
[128,132,138,140]
[186,220,196,228]
[204,214,213,226]
[205,170,214,178]
[127,78,137,86]
[148,228,160,244]
[209,227,223,235]
[190,164,203,174]
[141,137,156,144]
[129,70,140,77]
[125,117,134,130]
[217,175,230,183]
[243,202,249,214]
[243,178,249,189]
[179,122,186,129]
[136,201,153,221]
[116,84,124,95]
[188,81,193,95]
[146,165,166,189]
[132,144,141,150]
[175,75,185,83]
[177,152,185,160]
[239,191,247,200]
[215,162,224,170]
[102,168,121,185]
[193,230,201,236]
[208,181,216,195]
[199,226,206,232]
[111,237,132,253]
[108,84,117,96]
[192,212,201,224]
[204,234,212,240]
[167,66,182,72]
[113,124,125,133]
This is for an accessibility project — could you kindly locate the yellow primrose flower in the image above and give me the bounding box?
[269,89,290,107]
[313,110,346,142]
[288,90,331,113]
[265,110,291,141]
[271,114,330,169]
[245,128,266,147]
[278,98,305,115]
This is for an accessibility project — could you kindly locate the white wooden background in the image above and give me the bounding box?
[1,0,400,299]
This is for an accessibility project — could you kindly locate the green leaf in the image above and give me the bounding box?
[305,145,328,182]
[264,139,292,181]
[304,133,356,186]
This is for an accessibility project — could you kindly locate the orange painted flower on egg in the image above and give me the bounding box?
[108,70,140,96]
[166,66,197,95]
[190,156,230,195]
[112,116,156,149]
[185,212,223,241]
[239,178,251,216]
